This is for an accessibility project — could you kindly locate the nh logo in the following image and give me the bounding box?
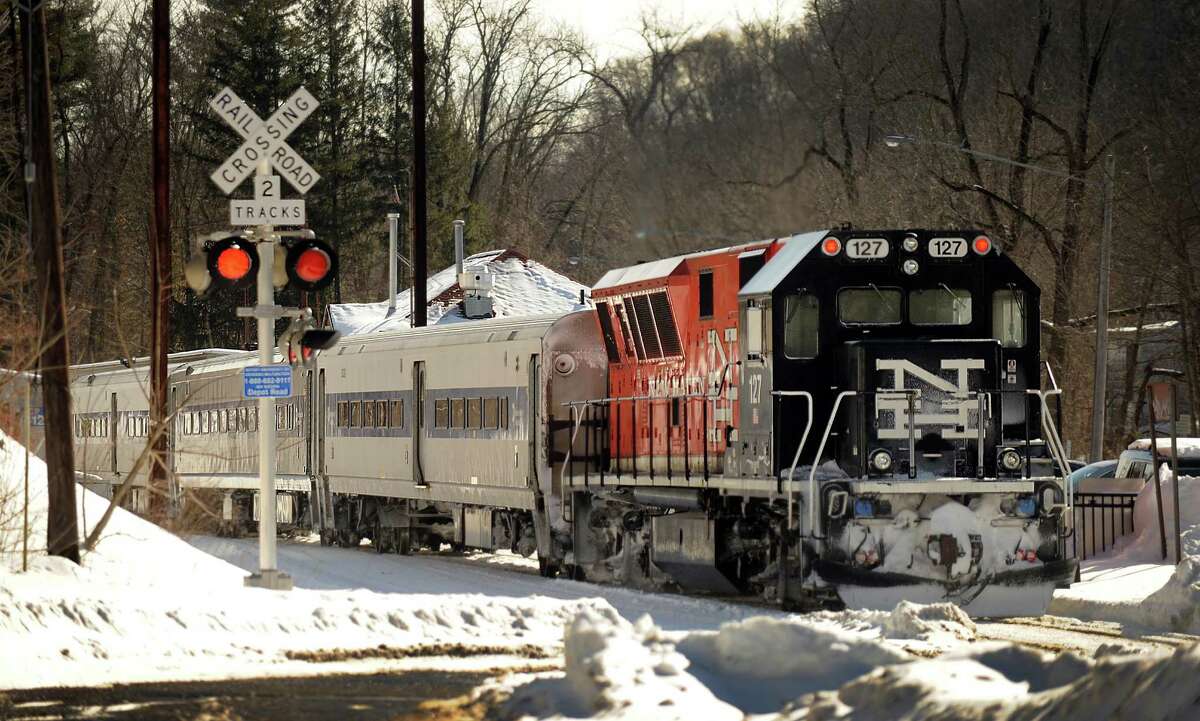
[875,358,985,440]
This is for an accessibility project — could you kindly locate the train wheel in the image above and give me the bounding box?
[396,529,412,556]
[538,556,561,578]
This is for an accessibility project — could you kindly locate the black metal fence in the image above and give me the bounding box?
[1072,491,1138,560]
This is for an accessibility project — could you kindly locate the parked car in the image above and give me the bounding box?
[1068,459,1119,489]
[1116,438,1200,479]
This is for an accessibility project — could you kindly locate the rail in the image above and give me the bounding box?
[559,363,735,491]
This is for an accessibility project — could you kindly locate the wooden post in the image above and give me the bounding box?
[410,0,427,327]
[1169,385,1182,564]
[1147,385,1168,561]
[21,2,79,562]
[148,0,172,519]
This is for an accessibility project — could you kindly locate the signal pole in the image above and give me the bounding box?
[411,0,427,327]
[246,158,290,591]
[21,0,79,562]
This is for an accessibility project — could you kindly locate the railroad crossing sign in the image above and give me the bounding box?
[209,86,319,225]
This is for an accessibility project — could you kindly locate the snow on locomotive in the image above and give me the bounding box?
[564,229,1075,614]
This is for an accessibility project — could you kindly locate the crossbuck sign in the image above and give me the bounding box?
[209,86,320,225]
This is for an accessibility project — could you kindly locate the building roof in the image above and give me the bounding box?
[326,249,591,335]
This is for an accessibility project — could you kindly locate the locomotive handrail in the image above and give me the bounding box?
[806,390,856,539]
[770,390,813,540]
[1028,388,1074,522]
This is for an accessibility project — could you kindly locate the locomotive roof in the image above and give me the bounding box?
[738,230,830,297]
[591,239,787,292]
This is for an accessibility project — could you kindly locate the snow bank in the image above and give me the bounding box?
[503,603,981,720]
[0,429,240,584]
[506,608,1200,721]
[1050,467,1200,633]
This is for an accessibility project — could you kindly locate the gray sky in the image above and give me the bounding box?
[529,0,805,60]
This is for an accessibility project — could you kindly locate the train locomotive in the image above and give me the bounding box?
[64,228,1076,616]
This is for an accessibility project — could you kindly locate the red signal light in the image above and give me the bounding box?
[821,236,842,256]
[216,245,253,281]
[294,247,332,284]
[972,235,992,255]
[285,239,338,291]
[200,237,259,291]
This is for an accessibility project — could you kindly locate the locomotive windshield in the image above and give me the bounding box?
[909,286,972,325]
[838,287,901,324]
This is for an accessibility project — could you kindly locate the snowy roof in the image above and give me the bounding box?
[739,229,829,297]
[327,249,591,336]
[592,240,778,293]
[1128,437,1200,458]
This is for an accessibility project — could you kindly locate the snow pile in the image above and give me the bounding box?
[1050,467,1200,633]
[0,430,240,584]
[506,609,1200,721]
[328,250,590,335]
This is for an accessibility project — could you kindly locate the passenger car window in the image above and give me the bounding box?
[838,287,902,325]
[783,293,819,359]
[993,290,1027,348]
[910,287,972,325]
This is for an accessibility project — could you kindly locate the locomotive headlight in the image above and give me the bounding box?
[870,448,894,473]
[902,234,919,253]
[999,447,1023,472]
[902,259,920,276]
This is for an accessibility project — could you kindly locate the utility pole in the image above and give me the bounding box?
[21,0,79,562]
[1089,153,1116,462]
[149,0,172,518]
[410,0,427,327]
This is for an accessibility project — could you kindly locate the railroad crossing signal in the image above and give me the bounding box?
[183,236,258,294]
[280,312,340,369]
[184,234,339,296]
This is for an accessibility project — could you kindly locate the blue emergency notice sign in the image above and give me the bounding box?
[243,365,293,398]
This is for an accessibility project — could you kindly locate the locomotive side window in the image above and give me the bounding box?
[434,399,449,428]
[389,399,404,428]
[467,398,483,428]
[783,293,819,359]
[451,398,466,428]
[349,401,360,428]
[838,287,902,325]
[375,400,387,428]
[363,400,374,428]
[699,270,714,319]
[499,397,509,429]
[910,287,972,325]
[993,290,1027,347]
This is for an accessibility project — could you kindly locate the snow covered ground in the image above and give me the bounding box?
[4,428,1200,719]
[1050,467,1200,634]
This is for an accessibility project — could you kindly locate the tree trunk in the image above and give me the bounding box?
[22,3,80,563]
[148,0,172,521]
